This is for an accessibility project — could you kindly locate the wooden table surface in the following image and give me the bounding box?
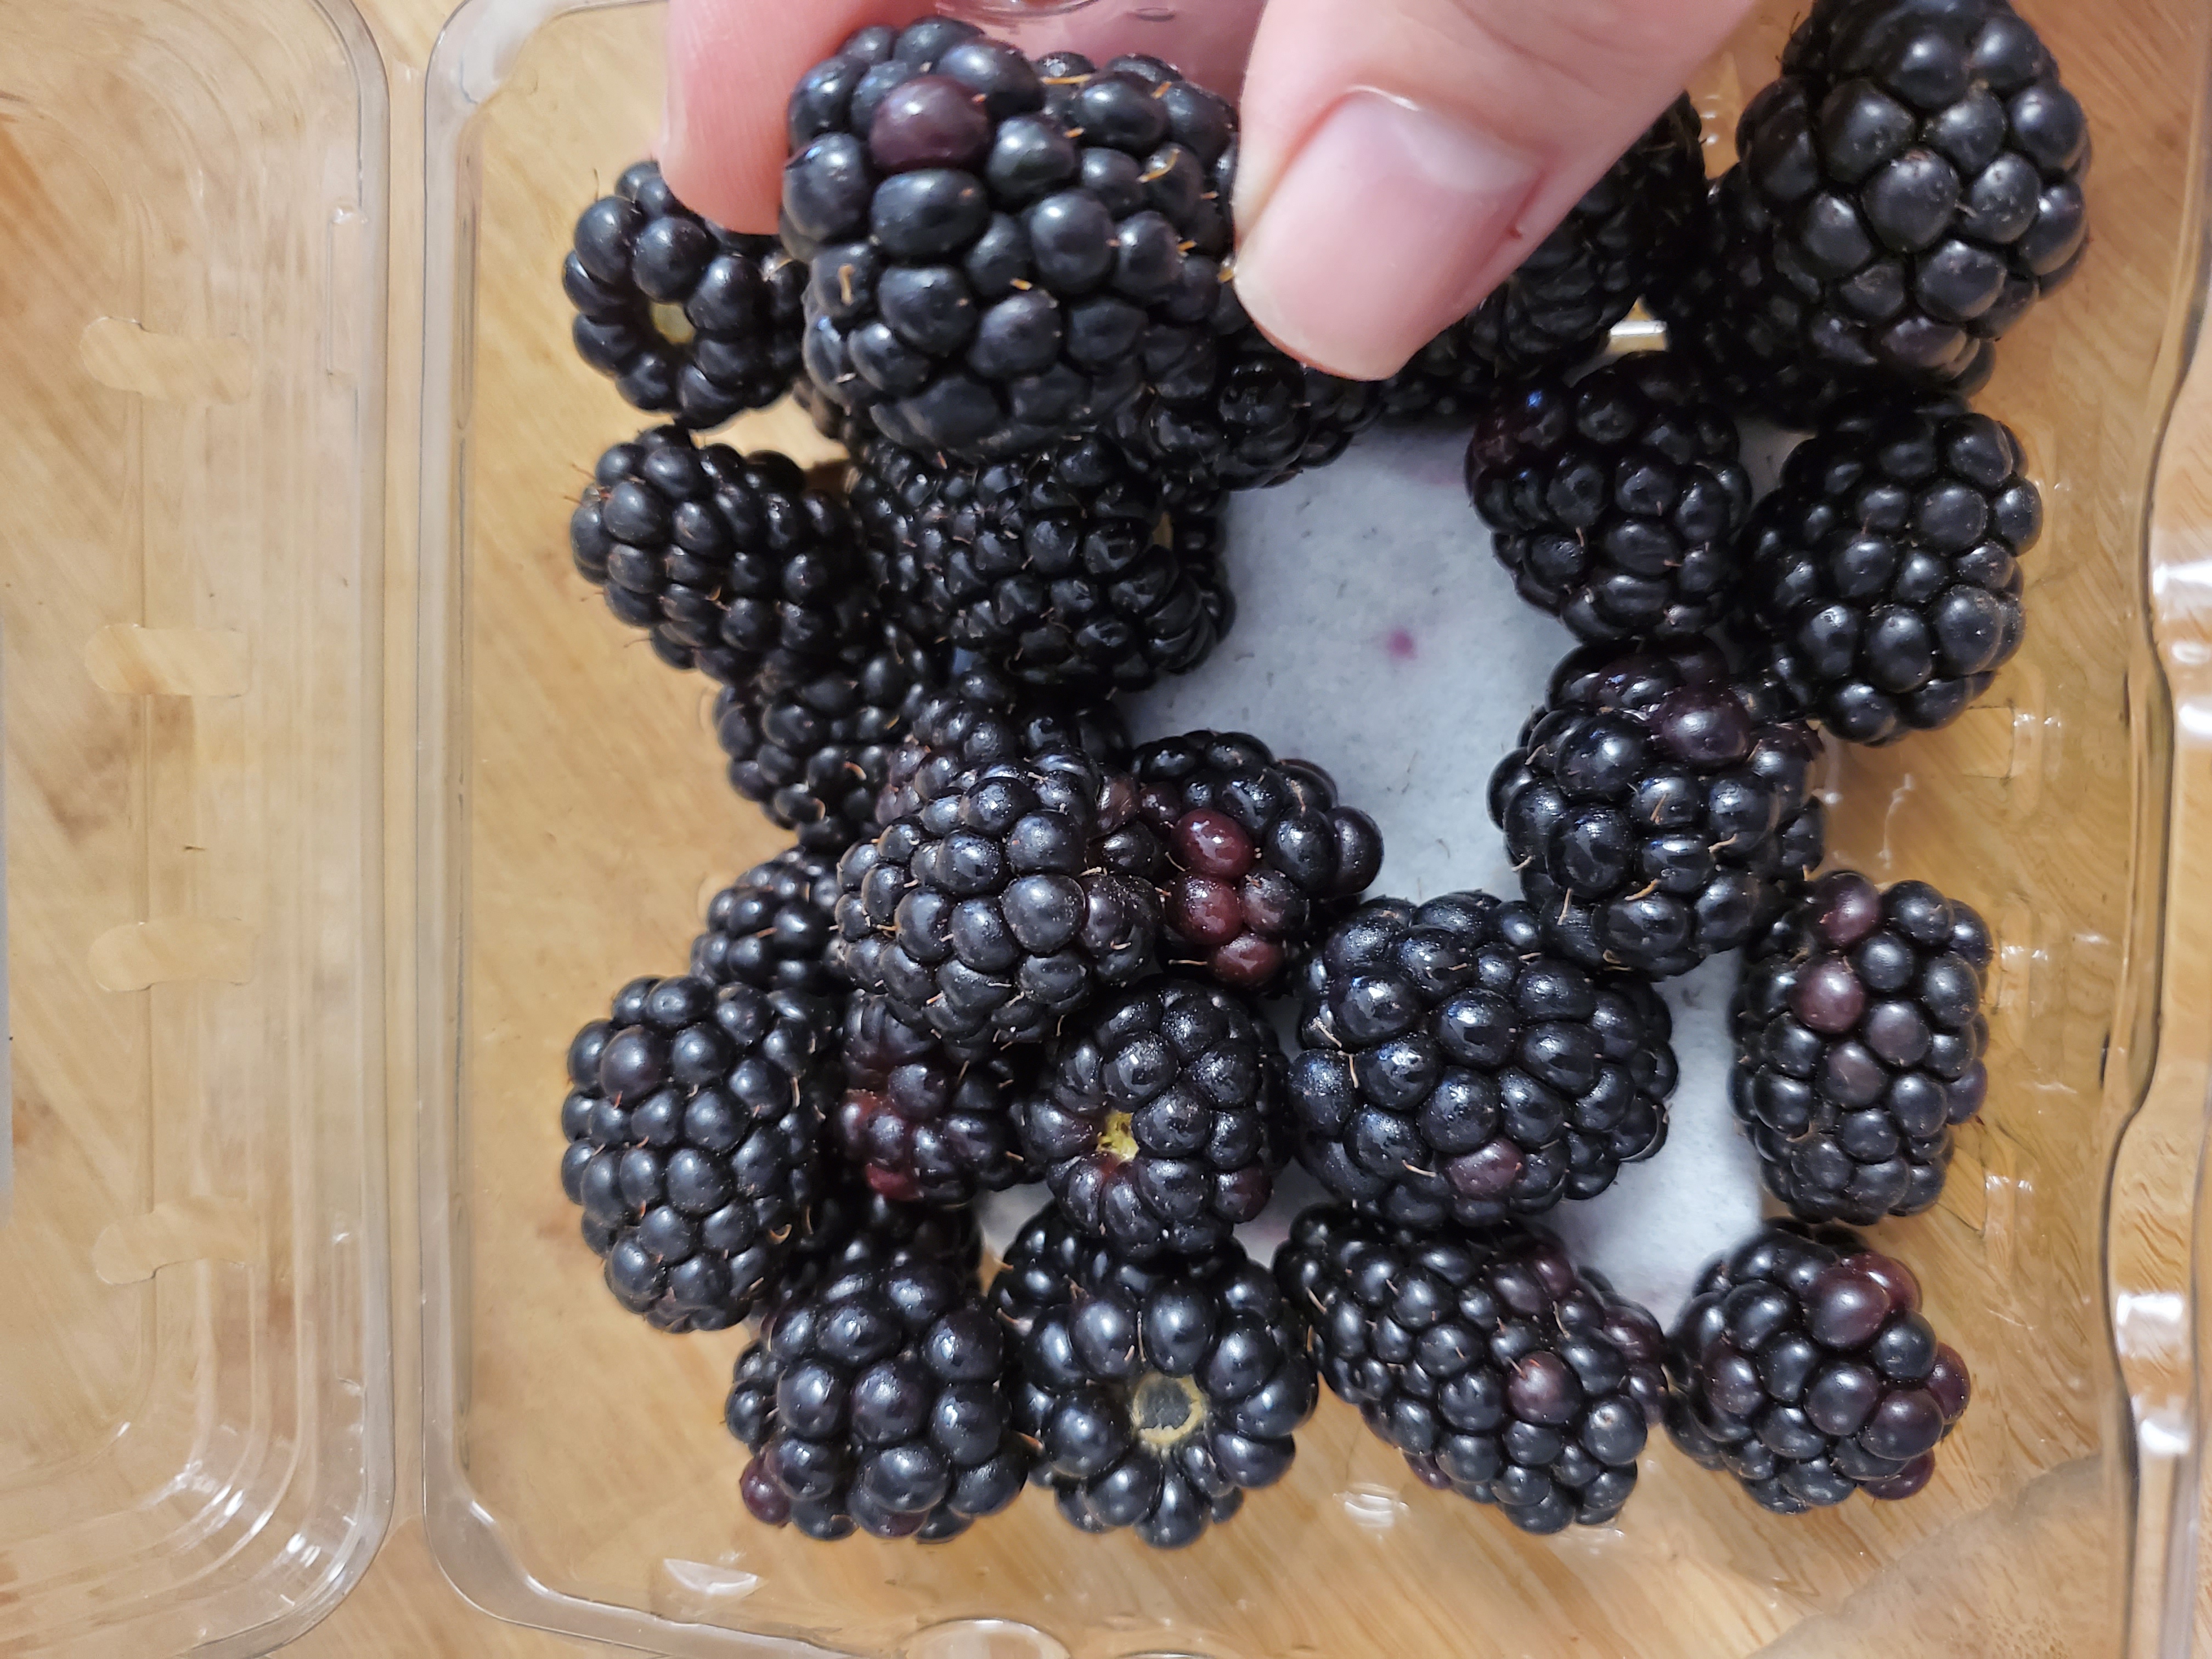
[267,0,2212,1652]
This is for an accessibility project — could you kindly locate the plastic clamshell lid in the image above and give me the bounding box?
[0,0,391,1652]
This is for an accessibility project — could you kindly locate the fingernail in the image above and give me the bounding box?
[1234,91,1541,380]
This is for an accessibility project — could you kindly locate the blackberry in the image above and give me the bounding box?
[570,427,867,684]
[690,847,843,996]
[557,975,832,1332]
[1294,365,1392,475]
[1655,0,2090,424]
[1665,1221,1973,1511]
[1131,731,1384,992]
[990,1208,1318,1548]
[1288,893,1674,1231]
[714,633,930,854]
[877,662,1130,826]
[1733,870,1991,1224]
[1490,637,1827,978]
[775,1163,983,1312]
[1465,352,1753,644]
[782,22,1236,458]
[1381,96,1706,423]
[1111,320,1385,504]
[849,431,1231,695]
[832,751,1164,1048]
[1279,1208,1667,1533]
[1742,398,2039,744]
[566,160,805,426]
[836,991,1032,1204]
[726,1255,1030,1541]
[1015,975,1287,1261]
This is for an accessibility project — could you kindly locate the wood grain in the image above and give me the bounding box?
[125,0,2212,1652]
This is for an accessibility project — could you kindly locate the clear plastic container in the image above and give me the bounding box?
[4,0,2188,1650]
[0,1,392,1654]
[410,3,2212,1655]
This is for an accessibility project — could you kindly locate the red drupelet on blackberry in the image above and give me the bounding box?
[557,975,833,1333]
[990,1207,1318,1549]
[877,662,1130,827]
[570,426,869,685]
[836,991,1031,1205]
[566,160,805,426]
[690,847,843,997]
[1490,637,1826,979]
[713,630,933,856]
[1733,870,1991,1224]
[1742,398,2040,744]
[1131,731,1384,994]
[1465,352,1753,644]
[1654,0,2090,424]
[1666,1221,1973,1511]
[773,1161,983,1313]
[832,751,1165,1048]
[1289,893,1675,1232]
[1014,975,1287,1262]
[848,430,1231,696]
[782,21,1237,458]
[1384,95,1708,423]
[1278,1208,1668,1533]
[725,1254,1031,1541]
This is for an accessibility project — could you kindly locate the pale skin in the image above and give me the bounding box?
[660,0,1757,381]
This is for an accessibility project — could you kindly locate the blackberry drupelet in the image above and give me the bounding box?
[1734,870,1991,1224]
[1295,365,1392,474]
[1131,731,1384,992]
[1491,637,1827,978]
[557,975,833,1332]
[849,433,969,639]
[848,431,1231,695]
[837,991,1032,1204]
[1014,975,1287,1261]
[1112,320,1385,503]
[690,847,843,996]
[1666,1221,1973,1511]
[571,426,867,684]
[991,1208,1318,1548]
[1655,0,2090,423]
[1742,398,2039,743]
[782,21,1237,458]
[566,160,805,426]
[877,661,1130,826]
[1381,96,1707,423]
[775,1163,983,1312]
[1465,352,1754,644]
[714,631,930,854]
[832,751,1164,1048]
[1279,1208,1667,1533]
[1288,893,1675,1231]
[726,1254,1030,1541]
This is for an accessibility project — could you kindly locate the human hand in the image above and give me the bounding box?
[661,0,1753,381]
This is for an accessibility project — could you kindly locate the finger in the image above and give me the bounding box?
[1231,0,1753,380]
[661,0,930,233]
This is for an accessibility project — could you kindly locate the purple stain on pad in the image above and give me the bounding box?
[1385,629,1417,661]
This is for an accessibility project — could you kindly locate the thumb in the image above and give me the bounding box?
[1230,0,1753,381]
[662,0,930,234]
